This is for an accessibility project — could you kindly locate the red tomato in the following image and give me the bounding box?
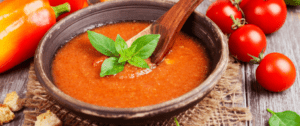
[49,0,88,20]
[239,0,250,8]
[241,0,287,34]
[206,0,243,34]
[228,24,267,62]
[256,53,296,92]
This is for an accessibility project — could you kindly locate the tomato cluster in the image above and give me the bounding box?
[207,0,287,34]
[206,0,296,92]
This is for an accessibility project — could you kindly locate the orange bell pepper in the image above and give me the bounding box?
[0,0,70,73]
[49,0,89,20]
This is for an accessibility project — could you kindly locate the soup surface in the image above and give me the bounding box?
[52,22,210,108]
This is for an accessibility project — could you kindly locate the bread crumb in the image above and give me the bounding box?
[35,110,62,126]
[4,91,23,112]
[0,104,15,125]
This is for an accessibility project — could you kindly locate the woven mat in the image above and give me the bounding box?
[22,57,252,126]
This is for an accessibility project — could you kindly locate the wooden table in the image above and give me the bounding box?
[1,0,300,126]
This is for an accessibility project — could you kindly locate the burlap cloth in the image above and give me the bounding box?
[22,56,252,126]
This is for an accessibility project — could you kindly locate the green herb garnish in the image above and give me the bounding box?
[267,108,300,126]
[87,30,160,77]
[174,117,180,126]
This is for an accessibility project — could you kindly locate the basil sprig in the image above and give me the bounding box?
[267,108,300,126]
[87,30,160,77]
[174,117,180,126]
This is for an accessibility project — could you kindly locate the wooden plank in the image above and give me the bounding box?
[244,6,300,126]
[240,63,249,126]
[0,59,32,126]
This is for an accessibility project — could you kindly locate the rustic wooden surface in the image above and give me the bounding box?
[1,0,300,126]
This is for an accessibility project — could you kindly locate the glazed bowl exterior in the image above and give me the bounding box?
[34,0,228,124]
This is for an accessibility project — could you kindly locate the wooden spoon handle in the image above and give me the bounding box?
[150,0,203,64]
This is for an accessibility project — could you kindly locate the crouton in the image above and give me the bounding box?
[0,104,15,125]
[3,91,23,112]
[35,110,62,126]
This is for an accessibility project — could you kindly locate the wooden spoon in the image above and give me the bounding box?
[126,0,203,64]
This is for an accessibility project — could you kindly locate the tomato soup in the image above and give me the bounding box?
[52,22,210,108]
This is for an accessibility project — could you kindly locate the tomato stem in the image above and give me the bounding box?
[51,2,71,18]
[248,48,265,64]
[248,54,261,64]
[230,15,245,30]
[230,0,246,18]
[231,0,241,4]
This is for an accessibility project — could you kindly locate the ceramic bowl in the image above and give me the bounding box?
[34,0,228,124]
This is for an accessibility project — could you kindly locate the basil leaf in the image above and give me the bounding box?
[128,34,160,59]
[115,34,128,55]
[118,55,130,63]
[267,108,300,126]
[86,31,161,77]
[100,57,125,77]
[87,30,119,57]
[118,48,134,63]
[126,45,137,57]
[128,56,149,68]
